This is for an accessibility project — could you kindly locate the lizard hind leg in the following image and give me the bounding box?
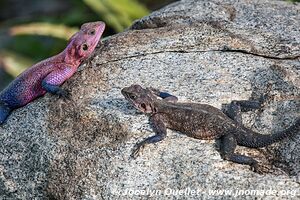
[222,98,264,125]
[0,102,12,125]
[219,133,263,173]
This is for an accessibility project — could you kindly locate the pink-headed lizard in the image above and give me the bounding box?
[0,21,105,124]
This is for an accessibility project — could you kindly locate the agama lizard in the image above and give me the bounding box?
[121,84,300,172]
[0,21,105,124]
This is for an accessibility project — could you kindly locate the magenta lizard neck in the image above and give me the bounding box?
[57,47,82,68]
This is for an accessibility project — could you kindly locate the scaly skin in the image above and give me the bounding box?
[0,21,105,124]
[121,84,300,173]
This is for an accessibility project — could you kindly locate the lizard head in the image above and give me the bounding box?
[121,84,157,114]
[66,21,105,62]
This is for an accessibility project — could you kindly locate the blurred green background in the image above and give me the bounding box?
[0,0,176,90]
[0,0,299,90]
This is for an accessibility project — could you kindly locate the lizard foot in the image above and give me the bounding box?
[130,143,145,159]
[57,89,72,100]
[147,87,160,96]
[0,102,11,125]
[251,163,271,174]
[147,87,178,103]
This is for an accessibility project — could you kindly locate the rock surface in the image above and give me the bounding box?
[0,0,300,199]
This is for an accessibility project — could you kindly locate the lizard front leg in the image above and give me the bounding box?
[131,114,167,158]
[0,101,12,125]
[42,67,75,99]
[147,87,178,103]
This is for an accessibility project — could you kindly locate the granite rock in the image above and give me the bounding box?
[0,0,300,199]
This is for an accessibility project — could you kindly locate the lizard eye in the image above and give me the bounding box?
[89,29,96,35]
[129,94,137,99]
[82,44,89,51]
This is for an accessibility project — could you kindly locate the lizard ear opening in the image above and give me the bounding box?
[141,103,146,109]
[82,43,89,51]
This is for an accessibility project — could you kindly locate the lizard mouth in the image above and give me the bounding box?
[91,23,106,49]
[128,100,148,113]
[124,97,142,112]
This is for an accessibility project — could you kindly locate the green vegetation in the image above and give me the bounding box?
[84,0,149,32]
[0,0,153,88]
[0,0,297,88]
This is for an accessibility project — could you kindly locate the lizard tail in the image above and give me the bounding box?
[0,101,12,125]
[237,118,300,148]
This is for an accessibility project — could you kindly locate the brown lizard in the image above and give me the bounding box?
[121,84,300,173]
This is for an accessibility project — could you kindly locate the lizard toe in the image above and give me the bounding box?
[57,89,72,100]
[251,163,271,174]
[130,143,145,159]
[131,148,141,159]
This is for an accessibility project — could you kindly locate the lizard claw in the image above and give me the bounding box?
[130,143,145,159]
[251,163,271,174]
[57,89,72,100]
